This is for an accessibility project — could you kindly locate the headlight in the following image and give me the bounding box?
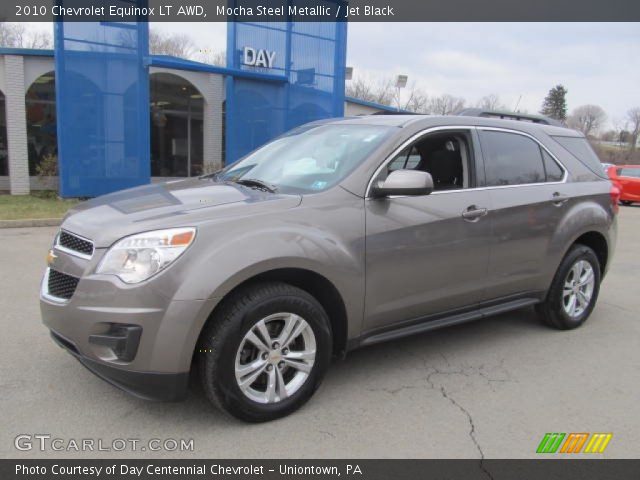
[96,228,196,284]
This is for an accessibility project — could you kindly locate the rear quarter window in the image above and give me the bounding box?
[552,136,607,179]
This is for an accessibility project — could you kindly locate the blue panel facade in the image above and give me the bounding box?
[51,5,347,195]
[226,13,347,163]
[54,18,150,197]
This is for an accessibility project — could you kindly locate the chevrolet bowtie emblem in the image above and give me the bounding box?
[46,249,57,266]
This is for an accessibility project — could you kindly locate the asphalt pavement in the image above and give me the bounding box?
[1,207,639,459]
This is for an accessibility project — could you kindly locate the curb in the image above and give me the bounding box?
[0,218,62,228]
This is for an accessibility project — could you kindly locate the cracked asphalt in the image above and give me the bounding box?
[1,207,639,459]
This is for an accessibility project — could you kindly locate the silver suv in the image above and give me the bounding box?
[41,112,618,422]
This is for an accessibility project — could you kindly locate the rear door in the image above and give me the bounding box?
[478,128,568,300]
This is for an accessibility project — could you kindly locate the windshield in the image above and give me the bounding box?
[217,124,394,194]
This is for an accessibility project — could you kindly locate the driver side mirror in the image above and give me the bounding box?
[371,170,434,198]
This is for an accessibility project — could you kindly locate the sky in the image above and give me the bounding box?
[28,22,640,128]
[346,23,640,128]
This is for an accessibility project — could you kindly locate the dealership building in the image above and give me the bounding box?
[0,22,395,196]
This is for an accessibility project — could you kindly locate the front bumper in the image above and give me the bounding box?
[50,330,188,401]
[40,235,219,401]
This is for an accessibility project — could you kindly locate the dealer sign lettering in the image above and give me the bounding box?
[243,47,276,68]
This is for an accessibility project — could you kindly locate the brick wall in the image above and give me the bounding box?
[203,73,224,173]
[4,55,30,194]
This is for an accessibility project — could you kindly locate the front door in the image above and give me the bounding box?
[363,128,491,333]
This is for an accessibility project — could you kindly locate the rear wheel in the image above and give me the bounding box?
[537,244,601,330]
[198,282,332,422]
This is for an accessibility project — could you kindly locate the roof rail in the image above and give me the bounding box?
[457,108,563,127]
[371,110,421,115]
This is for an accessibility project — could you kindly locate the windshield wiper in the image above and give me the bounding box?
[233,178,278,193]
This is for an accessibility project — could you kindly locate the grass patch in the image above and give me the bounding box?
[0,192,80,220]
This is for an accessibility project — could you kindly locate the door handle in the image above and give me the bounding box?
[462,205,488,221]
[552,192,569,206]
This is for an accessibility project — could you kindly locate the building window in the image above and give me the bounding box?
[26,72,57,176]
[150,73,204,177]
[0,90,7,176]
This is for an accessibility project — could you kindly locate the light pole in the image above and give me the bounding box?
[395,74,408,112]
[345,66,353,81]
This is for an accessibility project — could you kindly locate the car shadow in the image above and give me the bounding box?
[124,305,548,426]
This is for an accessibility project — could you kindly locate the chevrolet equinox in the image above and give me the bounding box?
[41,112,618,422]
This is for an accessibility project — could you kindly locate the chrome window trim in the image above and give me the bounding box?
[40,268,70,304]
[365,125,568,198]
[54,229,94,260]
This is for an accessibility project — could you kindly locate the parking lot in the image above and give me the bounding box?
[1,207,639,459]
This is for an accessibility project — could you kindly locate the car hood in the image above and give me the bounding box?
[61,178,302,247]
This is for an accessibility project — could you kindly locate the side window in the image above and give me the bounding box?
[480,131,546,186]
[388,146,421,172]
[542,150,564,182]
[552,136,608,179]
[620,168,640,178]
[382,131,474,191]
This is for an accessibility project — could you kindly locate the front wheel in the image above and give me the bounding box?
[198,282,332,422]
[536,244,601,330]
[620,200,633,206]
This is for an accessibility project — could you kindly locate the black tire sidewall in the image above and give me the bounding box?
[205,286,332,422]
[546,245,601,329]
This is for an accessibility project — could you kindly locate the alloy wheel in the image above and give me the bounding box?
[562,260,595,318]
[234,313,316,404]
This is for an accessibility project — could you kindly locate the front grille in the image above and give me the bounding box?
[58,230,94,257]
[47,269,80,300]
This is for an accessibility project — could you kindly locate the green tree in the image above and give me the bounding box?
[540,85,568,122]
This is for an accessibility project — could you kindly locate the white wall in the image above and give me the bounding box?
[23,56,54,90]
[0,57,6,94]
[345,100,384,116]
[0,55,55,194]
[4,55,30,194]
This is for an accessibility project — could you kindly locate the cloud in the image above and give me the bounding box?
[347,22,640,124]
[422,50,510,77]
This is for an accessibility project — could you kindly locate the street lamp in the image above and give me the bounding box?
[345,66,353,81]
[395,74,408,111]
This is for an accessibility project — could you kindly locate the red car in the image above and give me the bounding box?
[607,165,640,205]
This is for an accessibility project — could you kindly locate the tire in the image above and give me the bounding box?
[536,244,601,330]
[198,282,332,422]
[620,200,633,206]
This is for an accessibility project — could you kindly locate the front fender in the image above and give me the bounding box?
[168,191,366,369]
